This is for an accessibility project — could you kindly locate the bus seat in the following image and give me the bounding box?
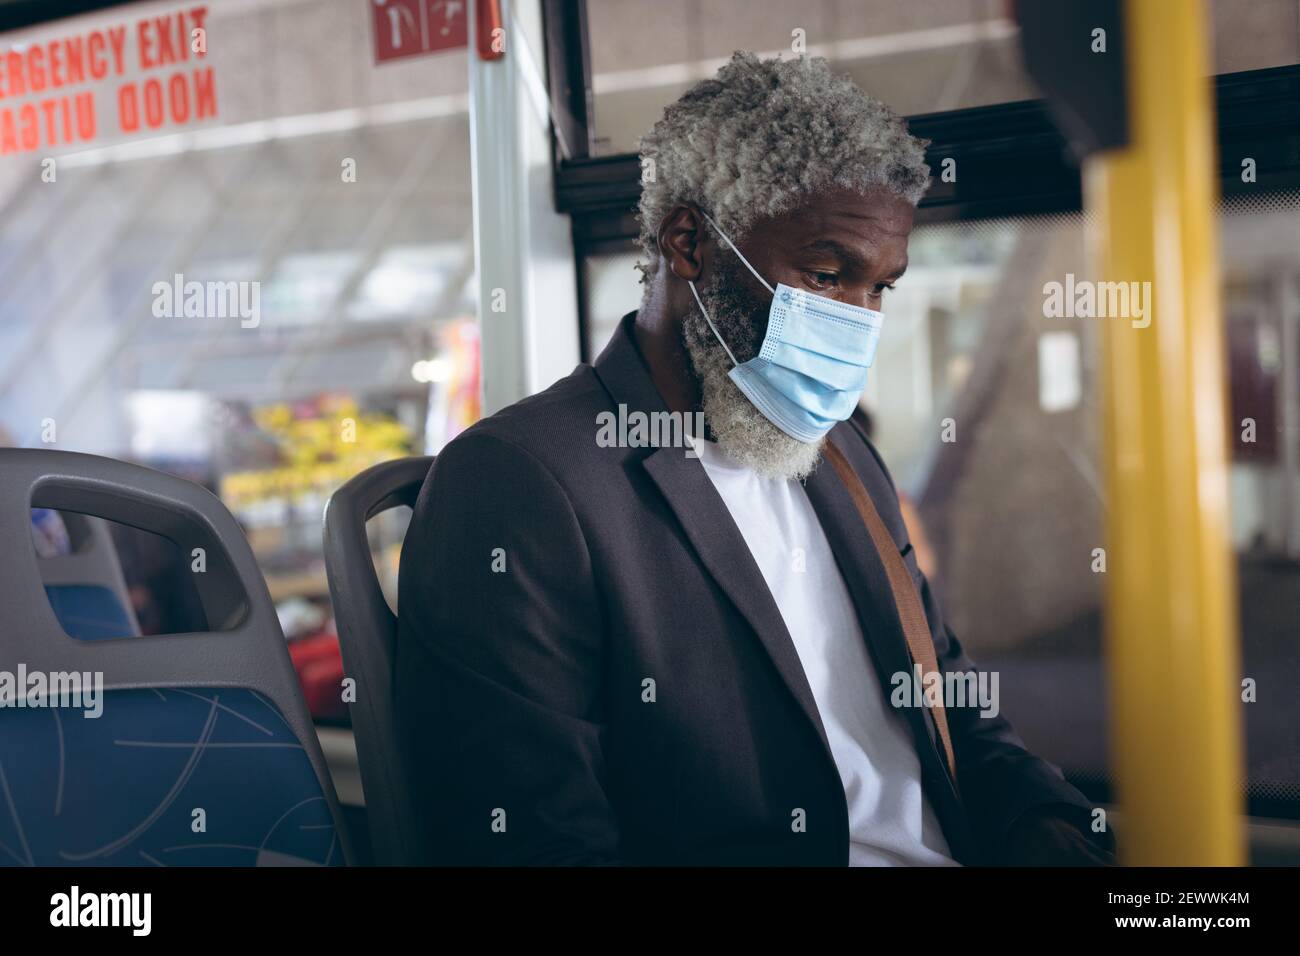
[323,456,433,865]
[38,511,141,640]
[42,583,139,642]
[0,448,350,867]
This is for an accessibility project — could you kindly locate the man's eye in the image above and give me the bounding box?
[805,271,838,290]
[873,282,897,296]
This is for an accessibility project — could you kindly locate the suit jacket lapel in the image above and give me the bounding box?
[593,315,836,767]
[640,445,835,763]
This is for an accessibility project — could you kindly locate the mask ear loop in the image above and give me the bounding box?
[687,209,776,369]
[688,280,739,367]
[697,209,775,295]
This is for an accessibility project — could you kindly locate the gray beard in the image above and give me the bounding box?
[682,258,824,481]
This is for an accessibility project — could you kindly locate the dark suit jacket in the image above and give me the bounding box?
[396,312,1096,865]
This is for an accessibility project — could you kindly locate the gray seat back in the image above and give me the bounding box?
[0,448,350,866]
[323,456,433,865]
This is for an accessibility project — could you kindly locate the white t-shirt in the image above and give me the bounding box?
[693,437,957,866]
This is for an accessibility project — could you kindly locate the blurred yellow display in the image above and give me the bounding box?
[220,397,411,510]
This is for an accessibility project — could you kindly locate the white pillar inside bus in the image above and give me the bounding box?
[468,0,581,415]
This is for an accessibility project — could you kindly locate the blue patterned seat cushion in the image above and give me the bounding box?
[0,687,342,866]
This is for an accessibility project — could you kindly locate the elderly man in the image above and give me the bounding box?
[397,52,1114,866]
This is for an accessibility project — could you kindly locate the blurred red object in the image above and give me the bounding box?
[476,0,503,60]
[288,632,348,722]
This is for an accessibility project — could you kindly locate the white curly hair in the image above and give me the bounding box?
[636,51,930,276]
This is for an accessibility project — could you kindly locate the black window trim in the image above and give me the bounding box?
[553,62,1300,229]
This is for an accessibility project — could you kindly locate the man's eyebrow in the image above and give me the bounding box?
[796,239,865,264]
[795,239,907,278]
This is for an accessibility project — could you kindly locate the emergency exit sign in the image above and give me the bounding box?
[371,0,468,63]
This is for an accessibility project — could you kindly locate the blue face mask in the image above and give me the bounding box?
[688,211,885,444]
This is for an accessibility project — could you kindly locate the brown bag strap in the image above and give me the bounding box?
[822,439,959,790]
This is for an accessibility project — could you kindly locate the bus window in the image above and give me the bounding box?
[0,0,479,733]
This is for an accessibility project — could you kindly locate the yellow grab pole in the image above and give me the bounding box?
[1084,0,1245,865]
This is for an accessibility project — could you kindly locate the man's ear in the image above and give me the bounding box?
[657,204,708,283]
